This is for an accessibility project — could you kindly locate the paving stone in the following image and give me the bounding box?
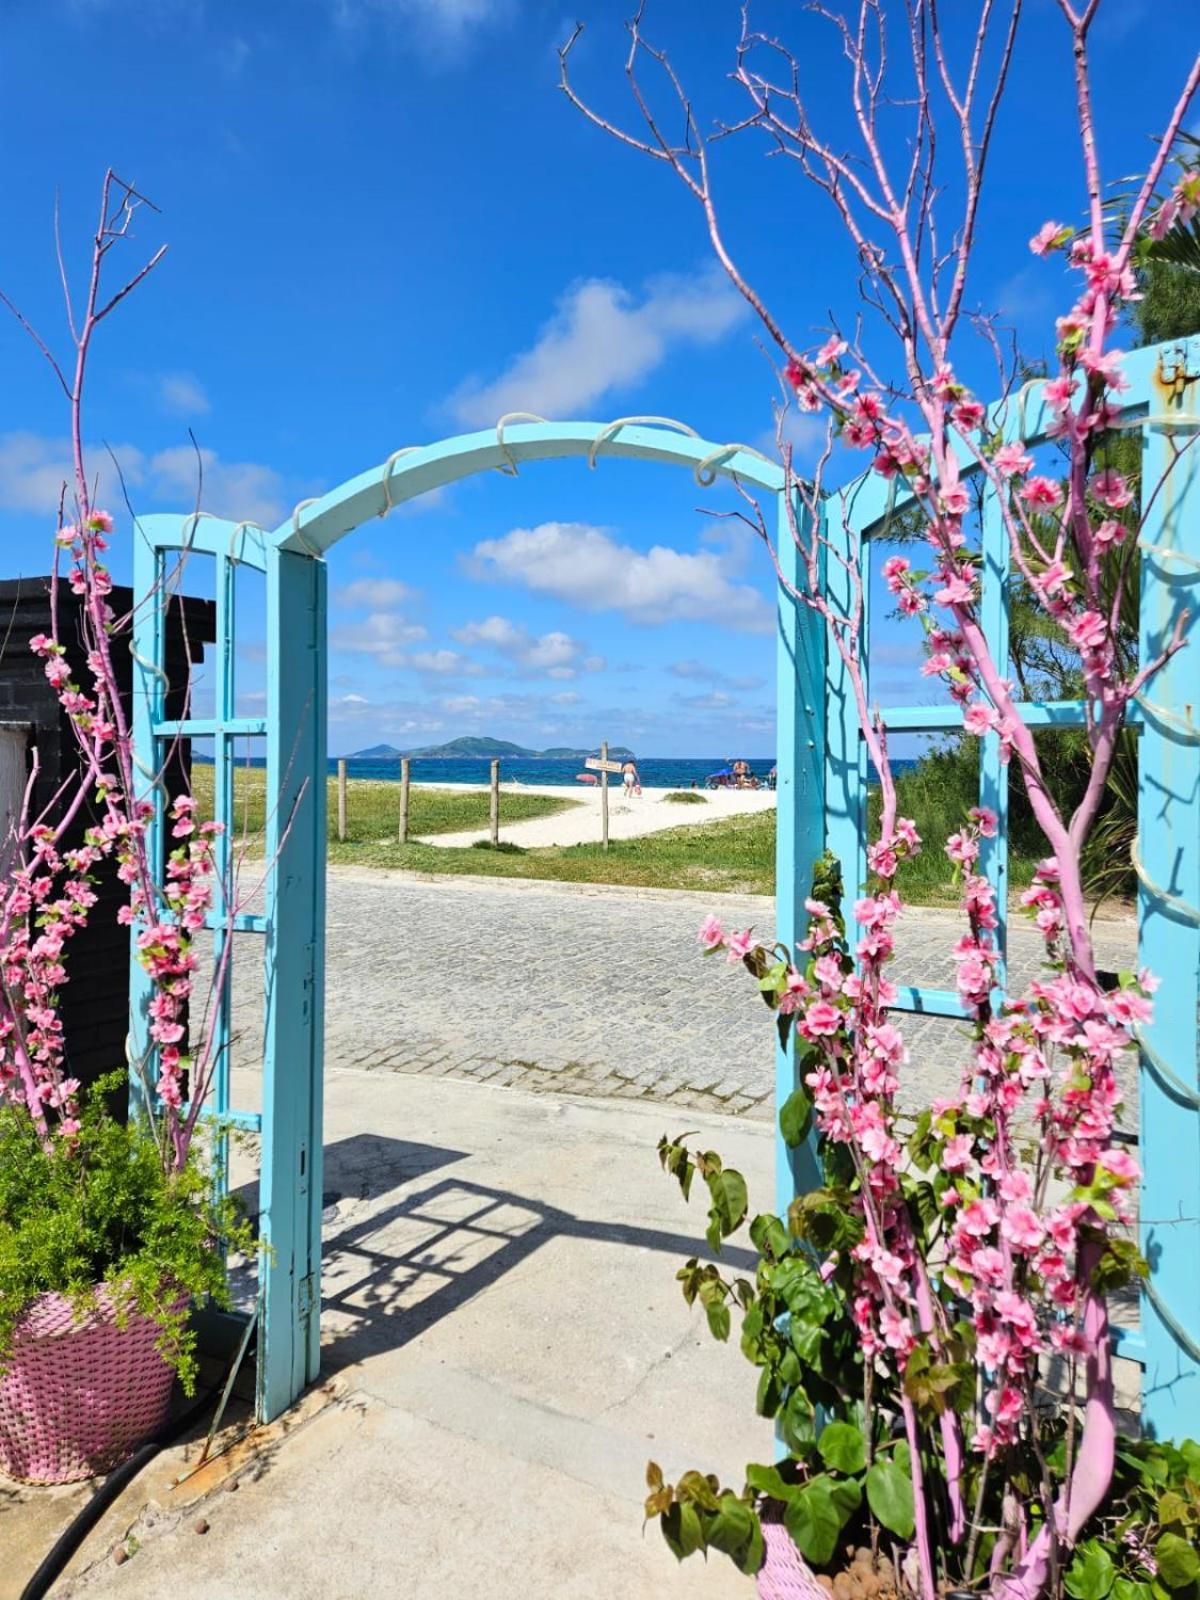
[225,870,1137,1128]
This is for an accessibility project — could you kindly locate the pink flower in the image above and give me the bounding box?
[943,1133,973,1172]
[940,483,970,517]
[993,443,1034,478]
[87,510,114,533]
[1068,610,1107,654]
[1090,469,1133,509]
[726,928,758,963]
[935,573,974,607]
[1029,220,1069,256]
[881,554,910,583]
[697,915,725,953]
[803,1000,843,1037]
[1093,518,1127,550]
[816,336,846,366]
[959,1197,999,1237]
[1001,1204,1045,1252]
[963,702,997,737]
[1021,475,1063,509]
[969,806,998,837]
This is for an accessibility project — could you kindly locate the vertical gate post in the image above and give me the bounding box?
[260,546,327,1421]
[774,489,825,1218]
[1137,345,1200,1438]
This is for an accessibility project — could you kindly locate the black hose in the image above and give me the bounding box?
[19,1385,219,1600]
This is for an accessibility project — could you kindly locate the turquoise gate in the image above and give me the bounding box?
[130,420,819,1422]
[128,343,1200,1437]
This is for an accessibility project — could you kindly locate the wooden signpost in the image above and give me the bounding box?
[490,758,501,846]
[586,745,622,851]
[398,757,410,843]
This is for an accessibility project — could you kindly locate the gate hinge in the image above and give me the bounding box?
[1159,342,1200,395]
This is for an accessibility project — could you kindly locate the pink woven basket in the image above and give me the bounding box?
[0,1286,178,1484]
[757,1517,829,1600]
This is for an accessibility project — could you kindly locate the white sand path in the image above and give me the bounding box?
[419,781,776,850]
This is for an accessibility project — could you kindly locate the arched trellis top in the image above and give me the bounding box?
[275,421,785,557]
[134,419,784,570]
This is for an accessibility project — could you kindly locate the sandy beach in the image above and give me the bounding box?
[417,781,776,850]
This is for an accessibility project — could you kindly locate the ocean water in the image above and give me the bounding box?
[334,756,778,789]
[200,752,921,788]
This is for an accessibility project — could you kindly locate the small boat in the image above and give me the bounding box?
[574,772,599,785]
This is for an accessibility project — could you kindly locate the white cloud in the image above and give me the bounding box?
[677,690,733,711]
[468,522,774,634]
[409,648,484,676]
[149,445,286,526]
[157,372,210,417]
[0,431,286,528]
[331,610,428,669]
[452,613,605,679]
[335,577,417,609]
[445,264,748,427]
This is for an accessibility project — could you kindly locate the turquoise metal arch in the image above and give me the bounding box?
[129,418,816,1423]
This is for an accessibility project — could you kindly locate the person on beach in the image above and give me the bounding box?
[622,758,641,798]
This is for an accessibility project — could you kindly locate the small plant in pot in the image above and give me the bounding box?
[0,1075,251,1484]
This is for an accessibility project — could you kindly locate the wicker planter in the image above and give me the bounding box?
[0,1287,177,1484]
[757,1518,829,1600]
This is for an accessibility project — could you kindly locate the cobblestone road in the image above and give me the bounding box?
[229,868,1138,1124]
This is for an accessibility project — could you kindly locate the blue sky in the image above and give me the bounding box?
[0,0,1194,756]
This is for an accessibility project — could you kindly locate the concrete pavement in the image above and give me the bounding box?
[51,1070,772,1599]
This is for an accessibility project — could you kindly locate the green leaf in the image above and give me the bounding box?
[745,1463,799,1503]
[707,1495,754,1558]
[750,1213,789,1259]
[1158,1490,1190,1528]
[779,1087,813,1148]
[817,1421,867,1476]
[829,1476,863,1518]
[706,1167,749,1250]
[1155,1533,1200,1590]
[1113,1582,1157,1600]
[661,1500,704,1560]
[704,1296,731,1342]
[790,1317,823,1366]
[784,1480,843,1567]
[1065,1541,1116,1600]
[865,1459,915,1540]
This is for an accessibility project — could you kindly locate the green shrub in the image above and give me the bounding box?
[0,1076,252,1392]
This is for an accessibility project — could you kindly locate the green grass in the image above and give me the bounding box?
[190,762,576,843]
[664,790,708,805]
[327,809,777,895]
[192,760,1056,905]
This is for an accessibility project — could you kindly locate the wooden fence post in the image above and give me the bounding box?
[490,759,500,845]
[399,758,410,843]
[337,758,347,842]
[600,740,609,852]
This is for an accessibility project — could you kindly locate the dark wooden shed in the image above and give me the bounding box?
[0,578,215,1106]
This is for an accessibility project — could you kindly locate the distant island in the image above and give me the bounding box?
[346,736,636,762]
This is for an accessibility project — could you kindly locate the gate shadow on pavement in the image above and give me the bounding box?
[317,1136,759,1372]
